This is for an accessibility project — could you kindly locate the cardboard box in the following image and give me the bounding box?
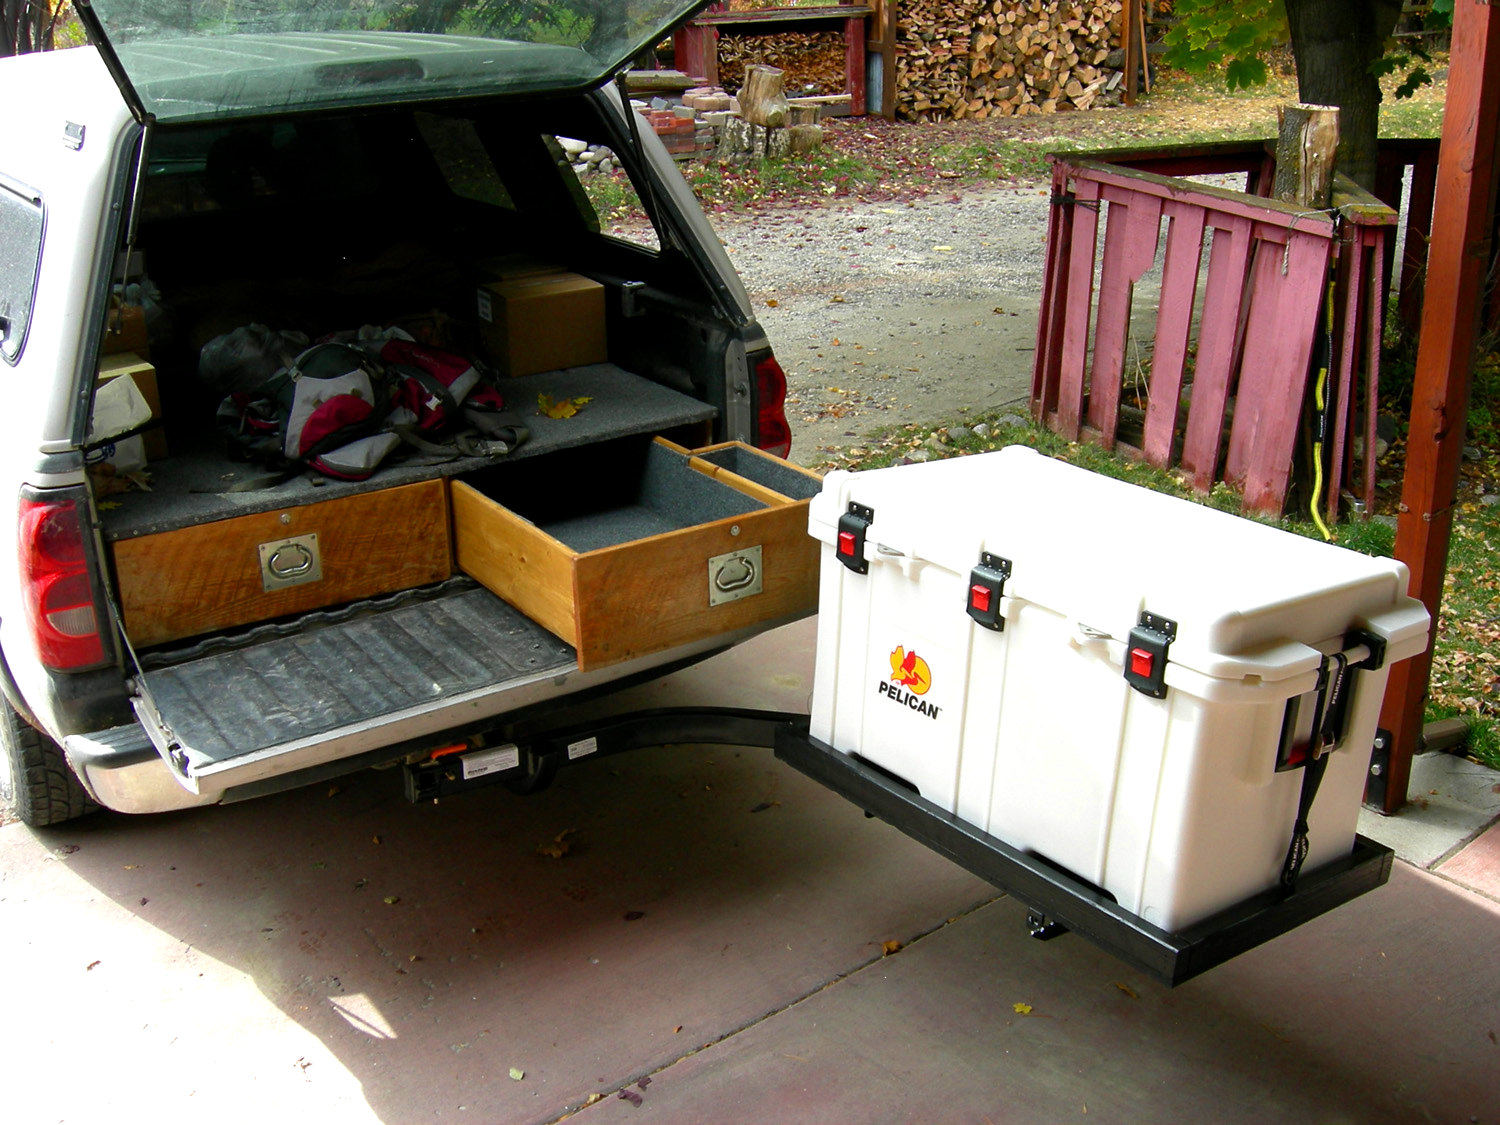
[473,254,562,284]
[101,301,149,358]
[96,351,167,461]
[476,272,607,378]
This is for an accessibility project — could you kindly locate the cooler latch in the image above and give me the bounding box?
[967,552,1012,631]
[1124,612,1177,698]
[836,502,874,574]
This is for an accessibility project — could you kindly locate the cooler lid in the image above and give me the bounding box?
[809,446,1426,684]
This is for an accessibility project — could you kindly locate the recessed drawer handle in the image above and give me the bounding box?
[268,542,315,579]
[714,556,757,592]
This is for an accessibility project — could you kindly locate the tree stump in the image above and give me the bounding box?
[1274,103,1341,210]
[740,64,790,129]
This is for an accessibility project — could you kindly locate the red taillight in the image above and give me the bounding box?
[753,352,792,460]
[19,497,106,670]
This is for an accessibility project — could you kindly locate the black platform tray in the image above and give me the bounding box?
[772,726,1394,987]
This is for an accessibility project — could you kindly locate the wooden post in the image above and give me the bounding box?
[1377,0,1500,814]
[1274,103,1340,209]
[1122,0,1138,107]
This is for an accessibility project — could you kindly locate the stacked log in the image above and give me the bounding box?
[897,0,1124,121]
[718,30,848,96]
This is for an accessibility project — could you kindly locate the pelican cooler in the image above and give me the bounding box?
[805,446,1429,933]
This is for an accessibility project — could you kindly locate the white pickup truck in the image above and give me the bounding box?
[0,0,822,827]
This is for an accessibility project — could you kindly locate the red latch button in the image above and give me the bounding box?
[969,584,992,614]
[838,530,857,557]
[1129,647,1155,679]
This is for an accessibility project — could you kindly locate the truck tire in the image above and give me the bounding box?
[0,699,97,827]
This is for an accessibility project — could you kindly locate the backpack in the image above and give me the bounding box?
[217,341,399,481]
[215,334,521,482]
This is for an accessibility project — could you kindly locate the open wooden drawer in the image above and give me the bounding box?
[450,437,823,670]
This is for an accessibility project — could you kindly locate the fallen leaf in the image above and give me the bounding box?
[934,245,954,252]
[583,1093,604,1106]
[749,801,779,813]
[639,1076,653,1089]
[372,835,382,845]
[881,939,902,956]
[1115,982,1138,999]
[327,785,343,798]
[624,910,646,922]
[139,897,149,906]
[1013,1002,1033,1015]
[537,394,592,420]
[619,1088,644,1107]
[537,828,576,859]
[509,1067,525,1081]
[383,895,400,905]
[765,298,779,307]
[86,960,101,971]
[831,295,846,303]
[674,1025,683,1034]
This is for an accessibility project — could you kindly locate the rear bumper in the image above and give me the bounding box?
[64,726,215,814]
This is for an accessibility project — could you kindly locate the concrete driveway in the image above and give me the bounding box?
[3,618,1498,1124]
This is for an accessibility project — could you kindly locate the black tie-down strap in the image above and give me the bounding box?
[1280,651,1352,891]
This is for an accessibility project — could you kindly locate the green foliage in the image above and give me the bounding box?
[1161,0,1286,89]
[1162,0,1450,100]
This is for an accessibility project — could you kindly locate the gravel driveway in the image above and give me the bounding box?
[713,184,1056,464]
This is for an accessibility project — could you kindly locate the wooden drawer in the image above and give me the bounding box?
[112,479,452,647]
[451,438,822,671]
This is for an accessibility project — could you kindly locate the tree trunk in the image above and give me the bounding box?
[1284,0,1403,191]
[1,0,49,56]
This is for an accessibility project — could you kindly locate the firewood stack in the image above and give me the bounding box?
[718,31,848,96]
[897,0,1124,121]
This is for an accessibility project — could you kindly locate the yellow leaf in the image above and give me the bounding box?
[1013,1002,1032,1015]
[509,1067,525,1081]
[934,245,954,252]
[537,394,592,420]
[766,298,780,307]
[881,939,902,956]
[1114,982,1138,999]
[537,828,576,859]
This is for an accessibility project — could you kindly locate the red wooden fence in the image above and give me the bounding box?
[1032,155,1396,518]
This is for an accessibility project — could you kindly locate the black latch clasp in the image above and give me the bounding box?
[1124,611,1177,698]
[835,502,873,574]
[967,552,1012,631]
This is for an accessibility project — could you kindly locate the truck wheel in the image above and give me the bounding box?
[0,700,97,827]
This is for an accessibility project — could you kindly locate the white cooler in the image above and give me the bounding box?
[807,446,1429,932]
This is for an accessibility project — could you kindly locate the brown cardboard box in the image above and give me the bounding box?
[474,254,562,283]
[476,272,607,377]
[96,351,167,461]
[101,301,149,358]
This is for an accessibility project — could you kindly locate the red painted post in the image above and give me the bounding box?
[1378,0,1500,815]
[845,15,866,115]
[1397,146,1439,337]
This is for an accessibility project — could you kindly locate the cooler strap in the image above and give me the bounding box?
[1280,651,1351,891]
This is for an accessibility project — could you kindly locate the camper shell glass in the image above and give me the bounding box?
[0,173,44,365]
[78,0,706,123]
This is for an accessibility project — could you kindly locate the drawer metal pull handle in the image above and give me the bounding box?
[707,545,763,607]
[258,533,323,592]
[269,543,314,578]
[715,556,757,591]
